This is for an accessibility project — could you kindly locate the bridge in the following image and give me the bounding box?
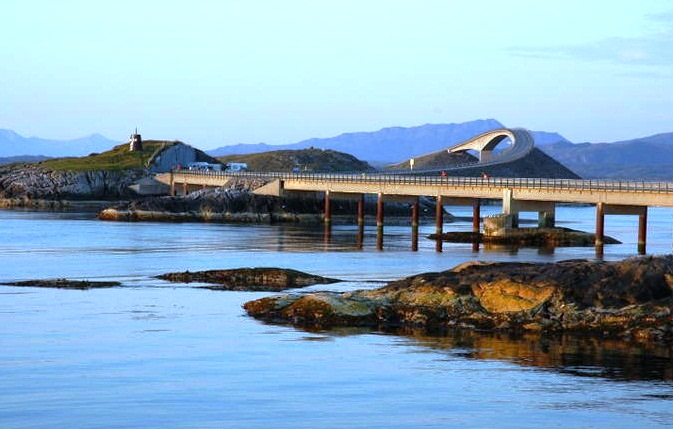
[152,127,672,254]
[448,128,534,165]
[157,169,673,254]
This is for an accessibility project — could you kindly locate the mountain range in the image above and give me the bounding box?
[208,119,571,165]
[537,132,673,179]
[3,121,673,179]
[0,129,119,158]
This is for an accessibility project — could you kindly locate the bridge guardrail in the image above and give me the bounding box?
[171,170,673,194]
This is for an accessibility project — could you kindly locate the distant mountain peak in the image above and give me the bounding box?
[0,129,120,157]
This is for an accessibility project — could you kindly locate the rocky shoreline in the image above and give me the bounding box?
[0,164,145,200]
[243,255,673,343]
[97,188,443,225]
[98,208,313,223]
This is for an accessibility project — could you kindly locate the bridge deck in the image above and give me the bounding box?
[161,171,673,208]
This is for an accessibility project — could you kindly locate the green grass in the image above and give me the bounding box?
[39,140,178,172]
[217,148,374,172]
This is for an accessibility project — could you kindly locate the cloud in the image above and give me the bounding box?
[508,12,673,67]
[647,11,673,22]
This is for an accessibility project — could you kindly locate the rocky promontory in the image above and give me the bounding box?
[156,267,340,291]
[0,163,145,201]
[244,255,673,343]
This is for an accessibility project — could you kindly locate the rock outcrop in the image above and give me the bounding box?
[430,227,621,247]
[156,267,340,291]
[0,164,145,200]
[244,255,673,342]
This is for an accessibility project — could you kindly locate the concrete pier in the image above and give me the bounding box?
[639,208,647,255]
[324,191,331,226]
[376,193,384,250]
[435,195,443,252]
[357,194,365,249]
[596,202,605,255]
[411,197,419,251]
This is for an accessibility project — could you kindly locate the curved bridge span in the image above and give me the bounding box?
[395,128,535,174]
[448,128,534,165]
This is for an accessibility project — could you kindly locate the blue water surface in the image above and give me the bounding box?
[1,206,672,428]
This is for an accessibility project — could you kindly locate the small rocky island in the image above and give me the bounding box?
[156,267,340,291]
[244,255,673,343]
[2,279,121,290]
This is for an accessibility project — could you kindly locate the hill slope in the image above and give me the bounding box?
[38,141,179,172]
[449,148,581,179]
[218,148,375,173]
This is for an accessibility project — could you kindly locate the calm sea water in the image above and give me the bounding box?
[1,205,673,428]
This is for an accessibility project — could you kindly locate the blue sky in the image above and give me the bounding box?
[1,0,672,148]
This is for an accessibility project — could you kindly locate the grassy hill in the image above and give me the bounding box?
[217,148,375,173]
[38,140,178,172]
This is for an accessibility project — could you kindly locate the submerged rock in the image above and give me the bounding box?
[430,227,620,247]
[156,267,340,291]
[243,255,673,342]
[3,279,121,290]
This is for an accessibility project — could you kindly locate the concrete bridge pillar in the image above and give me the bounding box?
[502,189,519,228]
[472,198,481,252]
[595,203,605,256]
[480,150,494,163]
[357,194,365,227]
[435,195,443,252]
[639,208,647,255]
[182,182,188,196]
[357,194,365,248]
[539,210,556,228]
[411,197,419,251]
[472,198,481,234]
[377,193,384,250]
[324,191,332,226]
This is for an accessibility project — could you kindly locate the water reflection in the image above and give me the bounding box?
[320,328,673,382]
